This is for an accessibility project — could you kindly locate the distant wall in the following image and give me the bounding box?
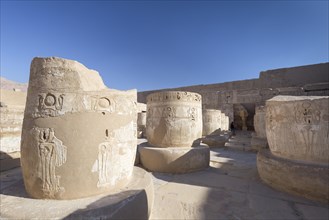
[0,89,27,154]
[138,62,329,125]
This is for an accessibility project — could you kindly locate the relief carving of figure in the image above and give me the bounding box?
[92,130,117,187]
[294,101,321,152]
[35,128,67,198]
[239,109,248,131]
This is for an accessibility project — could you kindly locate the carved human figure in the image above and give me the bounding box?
[294,101,321,154]
[93,130,117,188]
[36,128,67,197]
[239,109,248,130]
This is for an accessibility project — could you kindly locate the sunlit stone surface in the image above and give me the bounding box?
[21,57,138,199]
[258,95,329,202]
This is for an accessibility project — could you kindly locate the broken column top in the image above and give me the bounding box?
[21,57,138,199]
[29,57,106,92]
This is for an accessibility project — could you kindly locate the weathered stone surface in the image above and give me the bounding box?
[137,102,147,112]
[138,63,329,132]
[202,132,230,147]
[253,106,266,138]
[0,89,26,155]
[137,111,146,138]
[21,57,137,199]
[138,143,210,173]
[257,150,329,203]
[202,109,221,136]
[251,105,268,150]
[220,112,230,131]
[2,139,328,220]
[266,96,329,164]
[250,134,268,151]
[0,167,154,219]
[146,91,202,148]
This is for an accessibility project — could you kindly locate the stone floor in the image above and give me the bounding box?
[1,132,328,219]
[149,147,328,219]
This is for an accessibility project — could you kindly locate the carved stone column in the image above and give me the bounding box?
[257,96,329,202]
[202,109,221,136]
[21,57,138,200]
[251,106,268,151]
[146,91,202,148]
[139,91,209,173]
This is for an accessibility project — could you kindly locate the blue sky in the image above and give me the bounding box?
[1,0,328,91]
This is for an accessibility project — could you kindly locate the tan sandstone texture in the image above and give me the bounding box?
[265,96,328,164]
[220,112,229,131]
[251,106,268,151]
[0,166,154,219]
[137,111,147,138]
[21,57,138,200]
[202,109,221,136]
[146,91,202,148]
[140,91,210,173]
[258,95,329,202]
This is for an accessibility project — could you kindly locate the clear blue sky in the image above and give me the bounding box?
[1,0,328,91]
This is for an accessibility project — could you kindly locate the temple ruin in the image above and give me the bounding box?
[0,59,328,219]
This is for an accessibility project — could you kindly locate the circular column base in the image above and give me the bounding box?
[251,135,268,151]
[202,134,230,147]
[0,167,154,219]
[138,143,210,173]
[257,150,329,203]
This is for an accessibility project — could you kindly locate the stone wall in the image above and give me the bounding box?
[137,63,329,127]
[0,89,27,154]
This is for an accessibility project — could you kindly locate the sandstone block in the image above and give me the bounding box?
[138,144,210,173]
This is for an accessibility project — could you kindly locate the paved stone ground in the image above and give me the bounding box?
[148,132,328,220]
[148,147,328,219]
[1,132,328,219]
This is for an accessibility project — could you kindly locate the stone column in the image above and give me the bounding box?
[139,91,209,173]
[257,95,329,202]
[202,109,221,136]
[137,111,147,138]
[251,106,268,151]
[146,91,202,147]
[21,57,138,200]
[201,109,231,147]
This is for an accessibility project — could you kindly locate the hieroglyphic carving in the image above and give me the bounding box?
[34,127,67,198]
[34,93,64,117]
[148,91,201,103]
[92,96,115,113]
[92,129,116,187]
[294,101,321,152]
[267,106,279,131]
[163,107,177,128]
